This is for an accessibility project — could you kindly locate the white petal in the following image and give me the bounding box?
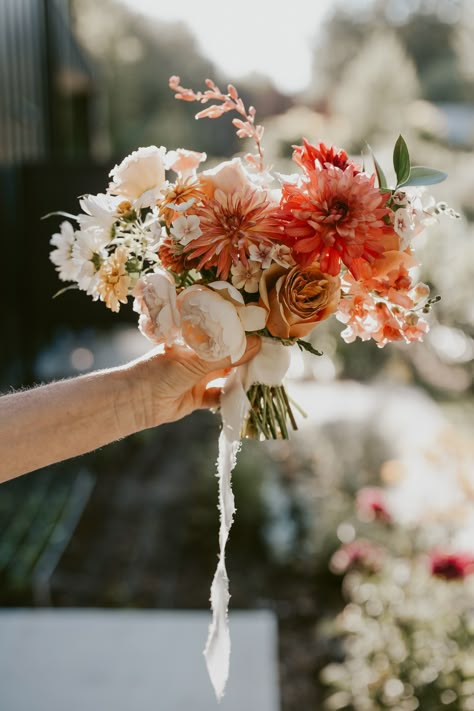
[238,304,267,332]
[209,281,245,305]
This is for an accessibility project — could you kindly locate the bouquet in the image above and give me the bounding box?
[48,75,453,699]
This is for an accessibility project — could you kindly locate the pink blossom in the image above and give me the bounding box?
[429,551,474,580]
[330,539,384,575]
[356,487,392,523]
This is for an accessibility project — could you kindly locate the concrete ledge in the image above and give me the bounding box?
[0,608,280,710]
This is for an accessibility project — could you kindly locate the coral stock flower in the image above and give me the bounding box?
[259,263,340,339]
[182,186,283,280]
[429,551,474,580]
[279,164,395,278]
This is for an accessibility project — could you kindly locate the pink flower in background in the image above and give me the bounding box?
[429,551,474,580]
[356,487,392,523]
[330,539,385,575]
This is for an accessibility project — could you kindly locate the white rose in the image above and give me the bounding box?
[133,269,180,344]
[177,285,248,363]
[108,146,167,208]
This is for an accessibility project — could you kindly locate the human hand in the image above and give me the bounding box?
[124,335,262,430]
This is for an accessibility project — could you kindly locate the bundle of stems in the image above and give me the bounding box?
[243,383,299,440]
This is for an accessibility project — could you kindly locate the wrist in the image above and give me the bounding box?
[112,355,160,435]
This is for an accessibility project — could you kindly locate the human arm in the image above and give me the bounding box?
[0,335,261,483]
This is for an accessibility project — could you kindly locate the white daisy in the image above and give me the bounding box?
[72,229,109,296]
[50,221,80,282]
[78,193,123,237]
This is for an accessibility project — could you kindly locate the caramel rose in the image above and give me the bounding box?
[259,263,341,339]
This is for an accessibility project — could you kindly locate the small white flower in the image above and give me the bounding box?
[391,190,408,207]
[248,243,273,269]
[170,215,202,246]
[78,193,123,237]
[50,221,80,282]
[270,244,295,268]
[72,229,109,296]
[230,260,262,293]
[394,207,416,249]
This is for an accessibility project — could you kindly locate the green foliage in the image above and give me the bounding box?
[393,135,411,187]
[296,339,323,357]
[400,165,448,188]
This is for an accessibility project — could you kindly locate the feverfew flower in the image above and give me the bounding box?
[230,260,262,293]
[50,221,80,282]
[170,214,202,246]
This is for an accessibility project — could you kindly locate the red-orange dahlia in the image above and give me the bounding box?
[279,164,396,278]
[292,139,360,175]
[182,187,283,279]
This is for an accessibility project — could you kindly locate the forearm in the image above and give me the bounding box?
[0,364,148,483]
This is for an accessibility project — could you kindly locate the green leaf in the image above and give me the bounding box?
[41,211,78,221]
[373,153,388,189]
[367,144,388,188]
[393,135,411,187]
[296,339,322,356]
[398,165,448,188]
[52,284,79,299]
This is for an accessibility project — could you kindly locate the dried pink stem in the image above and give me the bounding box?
[169,75,265,172]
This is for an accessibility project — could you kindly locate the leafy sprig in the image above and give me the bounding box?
[369,135,448,191]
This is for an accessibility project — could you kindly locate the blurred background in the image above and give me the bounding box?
[1,0,474,709]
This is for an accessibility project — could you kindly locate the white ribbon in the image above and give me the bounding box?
[204,339,292,700]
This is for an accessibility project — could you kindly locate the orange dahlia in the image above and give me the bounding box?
[292,139,360,175]
[279,164,396,278]
[157,178,206,225]
[182,186,283,279]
